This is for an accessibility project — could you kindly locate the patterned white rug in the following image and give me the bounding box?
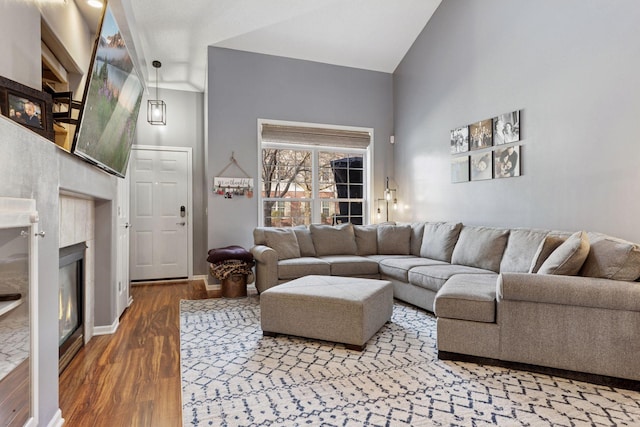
[180,296,640,426]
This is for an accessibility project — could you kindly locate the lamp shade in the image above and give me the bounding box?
[147,99,166,125]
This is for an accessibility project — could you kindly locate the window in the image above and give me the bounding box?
[259,121,371,227]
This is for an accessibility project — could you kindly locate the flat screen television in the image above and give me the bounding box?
[71,4,143,178]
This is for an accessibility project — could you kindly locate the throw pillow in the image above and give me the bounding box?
[293,225,316,257]
[500,229,549,273]
[537,231,590,275]
[310,223,357,256]
[354,225,378,255]
[263,228,301,260]
[420,222,462,262]
[579,232,640,281]
[528,234,567,273]
[450,226,509,272]
[377,224,411,255]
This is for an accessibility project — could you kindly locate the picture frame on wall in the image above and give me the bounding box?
[0,75,54,142]
[451,156,470,183]
[450,126,469,154]
[493,110,520,145]
[494,145,521,178]
[470,152,493,181]
[469,119,493,151]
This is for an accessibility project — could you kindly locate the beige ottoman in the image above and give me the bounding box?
[260,275,393,351]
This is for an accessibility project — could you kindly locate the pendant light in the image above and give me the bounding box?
[147,60,166,125]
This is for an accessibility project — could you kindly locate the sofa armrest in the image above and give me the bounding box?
[498,272,640,312]
[250,245,278,293]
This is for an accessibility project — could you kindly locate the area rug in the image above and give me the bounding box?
[180,297,640,426]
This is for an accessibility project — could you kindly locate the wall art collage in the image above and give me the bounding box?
[450,110,521,183]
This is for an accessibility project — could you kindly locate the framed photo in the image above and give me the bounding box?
[494,145,521,178]
[0,75,54,142]
[450,126,469,154]
[469,119,493,150]
[493,110,520,145]
[7,93,44,129]
[471,152,493,181]
[451,156,470,183]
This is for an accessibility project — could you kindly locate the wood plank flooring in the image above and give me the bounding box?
[59,280,219,427]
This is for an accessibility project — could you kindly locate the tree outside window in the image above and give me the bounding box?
[261,148,366,227]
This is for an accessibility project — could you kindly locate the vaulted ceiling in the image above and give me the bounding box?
[75,0,441,92]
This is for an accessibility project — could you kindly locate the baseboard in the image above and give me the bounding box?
[45,408,64,427]
[93,317,119,336]
[438,351,640,392]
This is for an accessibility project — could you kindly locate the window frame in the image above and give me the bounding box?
[258,119,374,227]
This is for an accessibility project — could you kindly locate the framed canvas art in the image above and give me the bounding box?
[493,110,520,145]
[471,152,493,181]
[451,156,470,183]
[469,119,493,151]
[450,126,469,154]
[494,145,521,178]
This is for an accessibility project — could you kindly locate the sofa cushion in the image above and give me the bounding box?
[435,274,499,323]
[409,222,425,256]
[579,232,640,281]
[500,229,548,273]
[310,223,357,256]
[408,264,496,293]
[365,254,415,263]
[537,231,590,276]
[451,226,509,272]
[354,225,378,255]
[379,256,446,282]
[278,257,330,280]
[293,225,316,257]
[419,222,462,263]
[377,224,411,255]
[264,228,301,260]
[528,234,567,273]
[253,227,267,245]
[319,255,380,276]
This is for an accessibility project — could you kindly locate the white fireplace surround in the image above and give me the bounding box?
[59,194,95,344]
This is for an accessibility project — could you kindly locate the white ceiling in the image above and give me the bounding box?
[76,0,441,92]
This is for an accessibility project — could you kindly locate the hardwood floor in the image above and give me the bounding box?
[59,280,219,427]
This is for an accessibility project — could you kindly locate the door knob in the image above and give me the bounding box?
[124,223,131,229]
[177,222,186,226]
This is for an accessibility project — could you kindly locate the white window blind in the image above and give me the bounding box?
[261,123,371,149]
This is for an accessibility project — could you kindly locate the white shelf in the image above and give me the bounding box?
[0,298,23,318]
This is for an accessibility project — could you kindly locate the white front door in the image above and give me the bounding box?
[129,146,191,281]
[116,165,131,316]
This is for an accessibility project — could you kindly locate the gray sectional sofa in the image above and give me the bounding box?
[251,222,640,386]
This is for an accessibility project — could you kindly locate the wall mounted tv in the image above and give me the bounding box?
[71,4,143,178]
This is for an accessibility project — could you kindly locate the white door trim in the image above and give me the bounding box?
[131,145,194,279]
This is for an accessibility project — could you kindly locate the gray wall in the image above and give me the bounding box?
[207,47,394,250]
[135,88,207,275]
[393,0,640,242]
[0,1,41,88]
